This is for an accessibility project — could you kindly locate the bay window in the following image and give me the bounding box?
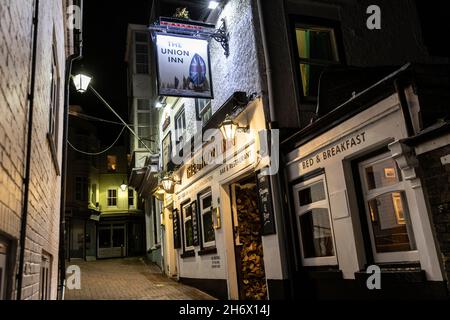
[358,153,418,263]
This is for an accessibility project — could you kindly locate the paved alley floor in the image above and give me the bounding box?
[64,257,215,300]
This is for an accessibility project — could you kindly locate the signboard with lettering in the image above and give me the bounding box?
[173,209,181,249]
[162,132,172,172]
[256,172,276,235]
[155,33,213,99]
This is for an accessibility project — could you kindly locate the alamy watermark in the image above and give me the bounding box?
[67,5,82,31]
[170,124,280,176]
[366,5,381,30]
[366,265,381,290]
[66,265,81,290]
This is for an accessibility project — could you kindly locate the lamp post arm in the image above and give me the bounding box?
[89,86,153,153]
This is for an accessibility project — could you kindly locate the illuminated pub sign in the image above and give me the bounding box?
[155,33,213,99]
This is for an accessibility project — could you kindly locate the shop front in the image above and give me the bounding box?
[168,97,284,300]
[282,65,449,299]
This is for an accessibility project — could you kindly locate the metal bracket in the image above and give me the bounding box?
[211,19,229,57]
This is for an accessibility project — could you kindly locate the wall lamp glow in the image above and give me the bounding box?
[160,174,181,194]
[120,181,128,192]
[219,114,249,141]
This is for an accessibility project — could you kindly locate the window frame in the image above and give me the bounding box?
[195,99,212,126]
[107,188,118,207]
[199,190,215,249]
[128,188,134,208]
[0,235,11,300]
[293,174,337,267]
[175,107,186,144]
[182,201,195,252]
[39,252,52,300]
[134,31,149,74]
[289,15,345,104]
[358,152,419,263]
[136,99,151,150]
[75,177,88,202]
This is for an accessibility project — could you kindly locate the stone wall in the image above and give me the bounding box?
[419,145,450,291]
[0,0,70,299]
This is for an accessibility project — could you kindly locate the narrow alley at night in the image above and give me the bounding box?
[1,0,450,316]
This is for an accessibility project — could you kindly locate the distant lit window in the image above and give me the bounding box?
[75,177,88,202]
[135,32,149,74]
[295,25,339,99]
[359,153,418,263]
[107,155,117,172]
[196,99,212,126]
[107,189,117,207]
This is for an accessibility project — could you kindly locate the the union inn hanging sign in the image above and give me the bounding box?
[149,17,229,99]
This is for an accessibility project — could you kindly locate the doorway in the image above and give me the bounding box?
[98,224,127,259]
[230,175,268,300]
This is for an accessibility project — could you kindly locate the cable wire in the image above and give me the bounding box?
[68,125,127,156]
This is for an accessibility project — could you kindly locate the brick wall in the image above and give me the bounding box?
[0,0,70,300]
[419,145,450,290]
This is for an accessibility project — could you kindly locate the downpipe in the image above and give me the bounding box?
[57,0,84,300]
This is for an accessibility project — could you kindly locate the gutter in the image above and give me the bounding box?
[17,0,40,300]
[57,0,84,300]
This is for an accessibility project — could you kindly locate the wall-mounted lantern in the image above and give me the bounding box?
[219,114,249,141]
[72,73,92,93]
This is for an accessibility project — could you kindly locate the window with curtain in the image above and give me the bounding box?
[295,25,339,99]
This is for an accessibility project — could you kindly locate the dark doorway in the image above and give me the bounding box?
[231,175,268,300]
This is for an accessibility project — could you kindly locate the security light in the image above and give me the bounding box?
[208,1,219,10]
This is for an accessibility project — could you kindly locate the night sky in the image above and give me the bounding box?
[69,0,153,145]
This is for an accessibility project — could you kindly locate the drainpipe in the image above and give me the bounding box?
[58,0,84,300]
[256,0,295,299]
[17,0,40,300]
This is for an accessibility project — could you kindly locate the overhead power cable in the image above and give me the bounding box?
[68,125,126,156]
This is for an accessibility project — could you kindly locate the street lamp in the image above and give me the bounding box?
[72,73,92,93]
[120,180,127,192]
[71,72,153,153]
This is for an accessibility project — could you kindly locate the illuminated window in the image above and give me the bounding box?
[295,25,339,99]
[293,175,336,266]
[199,191,215,248]
[359,153,418,263]
[107,155,117,172]
[107,189,117,207]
